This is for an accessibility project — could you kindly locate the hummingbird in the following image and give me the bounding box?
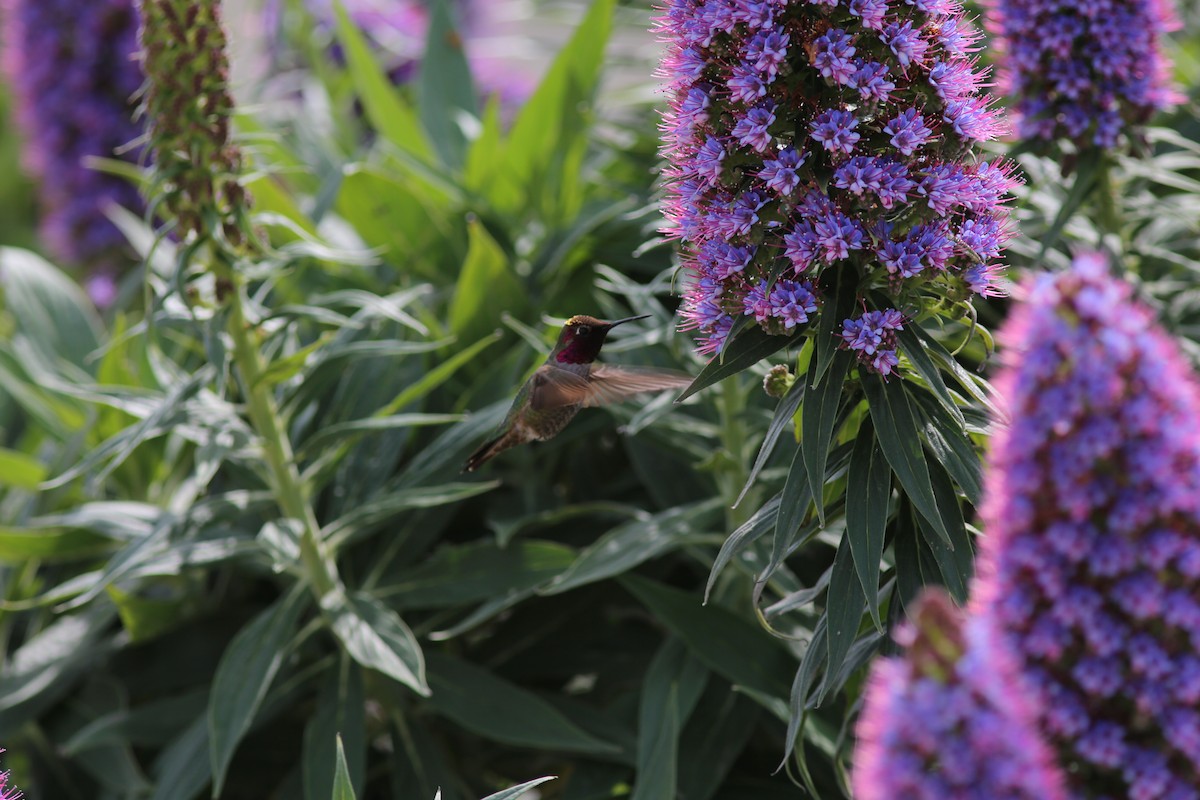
[463,314,694,472]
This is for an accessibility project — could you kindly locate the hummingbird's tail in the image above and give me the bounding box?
[462,429,522,472]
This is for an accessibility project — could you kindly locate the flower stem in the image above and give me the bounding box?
[1095,154,1123,248]
[214,254,340,599]
[720,374,753,531]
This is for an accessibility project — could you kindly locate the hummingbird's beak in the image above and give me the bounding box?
[605,314,651,329]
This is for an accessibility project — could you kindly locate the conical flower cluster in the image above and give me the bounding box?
[986,0,1180,150]
[1,0,144,287]
[974,254,1200,798]
[854,591,1067,800]
[656,0,1017,371]
[136,0,250,247]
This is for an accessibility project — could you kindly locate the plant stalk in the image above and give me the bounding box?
[215,256,340,599]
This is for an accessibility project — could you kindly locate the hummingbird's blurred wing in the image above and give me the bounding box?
[530,364,692,410]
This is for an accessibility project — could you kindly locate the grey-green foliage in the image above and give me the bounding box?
[0,1,1049,798]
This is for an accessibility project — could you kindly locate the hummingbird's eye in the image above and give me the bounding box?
[576,325,591,336]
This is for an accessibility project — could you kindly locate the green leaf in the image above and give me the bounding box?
[0,446,47,489]
[151,717,208,800]
[801,350,852,524]
[0,527,114,562]
[844,429,891,631]
[417,0,477,168]
[424,653,619,754]
[0,605,118,732]
[487,0,615,220]
[909,388,983,506]
[0,247,102,369]
[321,482,499,548]
[297,413,463,458]
[735,381,803,507]
[810,267,856,386]
[304,659,366,800]
[862,373,950,546]
[636,638,709,798]
[916,461,974,603]
[332,1,432,161]
[677,325,803,401]
[824,535,866,688]
[542,499,721,595]
[478,777,559,800]
[325,590,429,696]
[895,324,965,429]
[333,166,450,281]
[622,575,793,699]
[332,736,357,800]
[769,447,820,587]
[705,494,779,603]
[447,220,524,347]
[382,539,574,609]
[1037,148,1103,260]
[208,587,308,796]
[676,689,759,800]
[631,687,678,800]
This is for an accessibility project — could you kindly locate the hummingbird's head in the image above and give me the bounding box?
[552,314,650,364]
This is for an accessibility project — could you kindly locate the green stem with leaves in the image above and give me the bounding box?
[212,252,340,599]
[719,374,753,531]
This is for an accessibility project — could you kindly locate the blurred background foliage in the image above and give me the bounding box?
[0,1,1197,799]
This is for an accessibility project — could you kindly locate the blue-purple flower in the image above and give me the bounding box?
[853,591,1068,800]
[985,0,1181,149]
[657,0,1017,366]
[974,254,1200,798]
[1,0,144,282]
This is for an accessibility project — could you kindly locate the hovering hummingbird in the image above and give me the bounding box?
[463,314,693,472]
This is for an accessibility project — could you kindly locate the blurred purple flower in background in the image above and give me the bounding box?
[974,253,1200,798]
[0,0,144,298]
[986,0,1180,149]
[265,0,534,110]
[853,590,1067,800]
[657,0,1017,366]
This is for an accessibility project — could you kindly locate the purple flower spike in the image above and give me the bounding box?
[1,0,144,271]
[0,749,21,800]
[986,0,1181,149]
[974,254,1200,798]
[657,0,1017,367]
[853,591,1068,800]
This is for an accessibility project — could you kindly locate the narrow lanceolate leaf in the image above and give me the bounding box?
[862,373,951,546]
[622,575,793,699]
[417,0,477,169]
[424,653,618,754]
[705,493,779,604]
[810,268,856,387]
[801,349,852,524]
[208,587,308,796]
[909,389,983,506]
[477,776,558,800]
[735,380,803,507]
[631,688,678,800]
[325,591,429,697]
[331,0,432,161]
[895,324,965,428]
[677,324,805,401]
[303,658,366,800]
[772,447,810,577]
[824,535,866,687]
[845,429,891,631]
[542,499,721,595]
[636,638,709,796]
[331,736,357,800]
